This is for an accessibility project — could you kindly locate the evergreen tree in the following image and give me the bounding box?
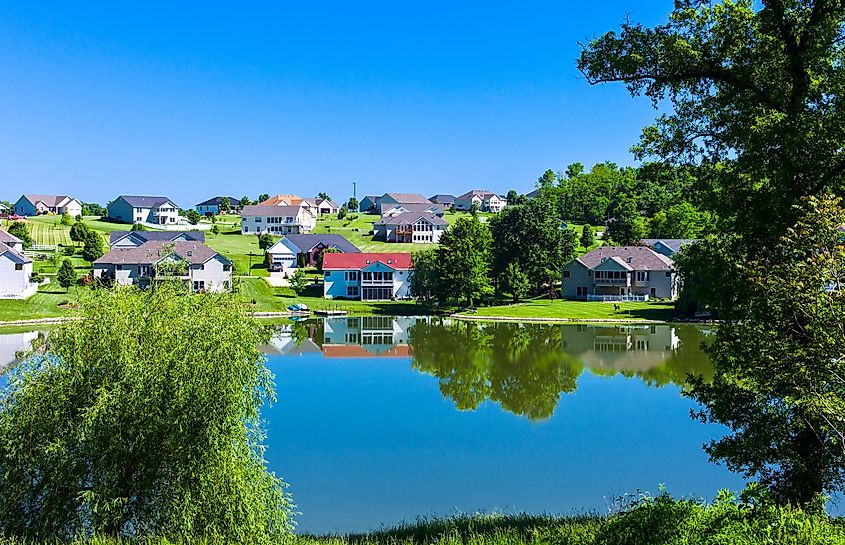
[56,258,76,291]
[7,222,31,248]
[69,221,90,246]
[82,231,104,262]
[580,224,595,248]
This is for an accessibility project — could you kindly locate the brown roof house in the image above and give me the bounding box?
[561,246,678,301]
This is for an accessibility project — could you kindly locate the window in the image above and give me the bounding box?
[116,265,123,271]
[563,270,570,278]
[665,271,671,277]
[255,217,262,222]
[193,281,205,291]
[637,271,650,282]
[14,263,23,271]
[347,286,359,297]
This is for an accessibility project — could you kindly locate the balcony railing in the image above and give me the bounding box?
[594,278,630,286]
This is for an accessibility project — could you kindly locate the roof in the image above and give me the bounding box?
[575,246,674,271]
[109,230,205,245]
[381,193,431,204]
[241,205,303,216]
[0,228,22,246]
[457,189,497,200]
[375,211,448,226]
[361,195,379,202]
[280,234,360,254]
[429,194,456,203]
[0,241,30,264]
[526,189,541,198]
[260,194,304,206]
[640,239,696,253]
[195,196,241,207]
[116,195,177,208]
[94,240,228,266]
[322,252,413,270]
[22,195,76,207]
[322,344,411,358]
[316,199,339,208]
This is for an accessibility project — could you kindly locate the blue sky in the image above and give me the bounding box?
[0,1,674,207]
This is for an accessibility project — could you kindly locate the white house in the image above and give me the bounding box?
[240,205,316,235]
[93,240,233,292]
[373,212,448,243]
[316,199,340,215]
[322,252,413,301]
[379,202,445,218]
[454,190,507,212]
[107,196,181,225]
[14,195,82,217]
[0,229,36,299]
[562,246,678,301]
[266,234,360,276]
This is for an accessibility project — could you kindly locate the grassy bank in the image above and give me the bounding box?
[462,298,676,322]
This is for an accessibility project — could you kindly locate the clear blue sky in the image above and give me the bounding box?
[0,1,674,207]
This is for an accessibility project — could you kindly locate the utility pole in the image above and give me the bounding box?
[352,180,357,200]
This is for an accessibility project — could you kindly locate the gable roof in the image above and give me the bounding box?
[116,195,177,208]
[195,196,241,207]
[381,193,431,204]
[241,205,304,216]
[109,230,205,245]
[322,252,413,271]
[375,211,448,226]
[0,241,30,264]
[0,228,22,246]
[380,202,445,215]
[260,194,304,206]
[94,240,228,266]
[22,195,77,207]
[278,234,360,254]
[316,199,339,209]
[640,239,696,253]
[457,189,498,200]
[575,246,674,271]
[429,194,456,203]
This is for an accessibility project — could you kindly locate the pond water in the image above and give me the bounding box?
[260,317,744,534]
[0,319,744,535]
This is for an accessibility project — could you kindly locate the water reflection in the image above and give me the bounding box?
[0,330,43,370]
[275,317,713,420]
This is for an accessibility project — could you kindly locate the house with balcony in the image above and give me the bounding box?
[562,246,678,301]
[107,195,181,225]
[0,230,36,299]
[376,193,432,214]
[454,190,507,212]
[14,195,82,217]
[240,205,316,235]
[322,252,413,300]
[266,234,360,276]
[373,211,448,243]
[93,240,233,292]
[109,230,205,248]
[379,202,445,218]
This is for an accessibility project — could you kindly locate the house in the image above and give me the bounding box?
[373,212,448,243]
[93,240,233,292]
[316,199,340,215]
[0,204,8,217]
[454,190,507,212]
[429,194,456,208]
[561,246,679,301]
[323,252,413,300]
[359,195,380,213]
[14,195,82,217]
[195,196,241,215]
[321,316,421,358]
[239,205,316,235]
[379,202,445,218]
[266,234,360,275]
[0,230,36,299]
[526,189,541,199]
[259,194,320,218]
[376,193,432,214]
[107,196,180,225]
[640,239,696,258]
[109,230,205,248]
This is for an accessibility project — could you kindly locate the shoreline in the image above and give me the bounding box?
[450,313,719,325]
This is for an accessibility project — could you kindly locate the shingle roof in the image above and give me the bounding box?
[0,228,22,246]
[382,193,431,204]
[117,195,177,208]
[241,205,303,216]
[375,211,448,226]
[94,240,227,266]
[195,196,241,207]
[281,234,360,254]
[429,194,456,203]
[576,246,674,271]
[0,241,30,264]
[109,230,205,245]
[322,252,413,270]
[316,199,339,209]
[259,195,304,206]
[640,239,696,253]
[380,202,445,215]
[457,189,497,199]
[23,195,75,207]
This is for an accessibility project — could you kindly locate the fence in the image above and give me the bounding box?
[587,294,650,302]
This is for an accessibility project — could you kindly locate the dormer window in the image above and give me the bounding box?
[387,259,393,264]
[626,257,632,263]
[187,251,192,256]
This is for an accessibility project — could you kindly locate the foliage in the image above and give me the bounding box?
[257,233,275,251]
[55,259,77,291]
[130,223,147,232]
[240,196,253,206]
[649,202,710,239]
[82,231,104,262]
[219,197,231,213]
[69,221,90,244]
[500,262,529,303]
[409,249,440,305]
[688,196,845,505]
[0,286,292,541]
[316,247,339,272]
[347,196,359,211]
[318,192,330,201]
[81,202,106,217]
[211,224,220,235]
[59,212,72,226]
[433,216,492,307]
[337,204,348,220]
[257,194,270,204]
[186,209,201,225]
[605,199,647,246]
[290,268,307,295]
[7,221,31,247]
[580,224,595,248]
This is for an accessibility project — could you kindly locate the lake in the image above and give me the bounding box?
[0,318,743,535]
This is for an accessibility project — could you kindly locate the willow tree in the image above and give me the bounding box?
[580,1,845,504]
[0,285,292,541]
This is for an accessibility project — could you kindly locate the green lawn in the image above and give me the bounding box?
[467,298,676,321]
[204,228,270,277]
[0,285,78,322]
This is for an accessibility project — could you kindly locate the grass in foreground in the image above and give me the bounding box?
[468,298,676,321]
[0,285,77,322]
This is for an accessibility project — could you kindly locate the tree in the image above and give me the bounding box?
[605,199,647,246]
[55,259,76,291]
[409,249,440,305]
[290,268,307,294]
[7,221,31,248]
[500,262,529,303]
[317,192,330,201]
[506,189,519,206]
[81,202,106,217]
[130,222,147,232]
[240,196,253,206]
[469,201,480,216]
[257,194,270,204]
[257,233,275,251]
[69,221,90,246]
[347,197,359,212]
[337,204,348,220]
[0,286,292,540]
[435,216,492,307]
[82,231,104,262]
[316,247,339,272]
[186,209,201,225]
[211,224,220,235]
[60,212,72,226]
[580,224,595,248]
[219,197,231,214]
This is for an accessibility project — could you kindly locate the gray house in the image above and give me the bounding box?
[108,195,180,225]
[359,196,380,213]
[562,246,678,301]
[196,196,241,215]
[640,239,696,258]
[109,230,205,248]
[374,211,448,243]
[376,193,432,214]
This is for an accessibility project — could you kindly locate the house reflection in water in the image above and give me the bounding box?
[0,330,41,370]
[562,324,681,372]
[321,316,429,358]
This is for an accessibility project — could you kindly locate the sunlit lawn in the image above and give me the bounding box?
[0,285,79,322]
[469,298,675,321]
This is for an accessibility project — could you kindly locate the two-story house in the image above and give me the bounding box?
[107,196,181,225]
[454,190,507,212]
[359,195,380,213]
[14,195,82,217]
[323,252,413,300]
[373,212,448,243]
[195,196,242,215]
[375,193,432,214]
[0,228,36,299]
[562,246,678,301]
[240,205,316,235]
[93,240,233,292]
[640,239,696,258]
[266,234,360,276]
[109,230,205,248]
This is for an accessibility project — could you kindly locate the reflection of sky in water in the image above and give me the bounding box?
[0,331,39,369]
